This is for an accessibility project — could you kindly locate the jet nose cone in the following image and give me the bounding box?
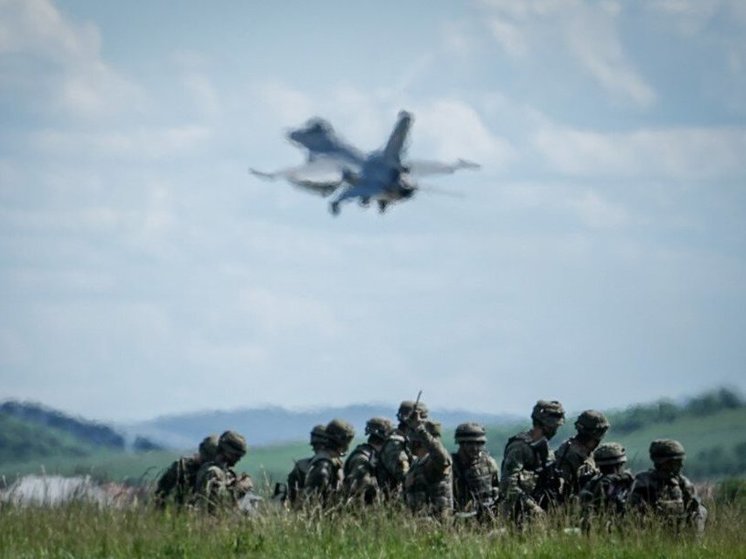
[398,110,413,121]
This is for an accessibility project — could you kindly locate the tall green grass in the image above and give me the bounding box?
[1,497,744,559]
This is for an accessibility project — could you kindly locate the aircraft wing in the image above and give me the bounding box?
[287,119,366,167]
[250,157,349,197]
[406,158,481,177]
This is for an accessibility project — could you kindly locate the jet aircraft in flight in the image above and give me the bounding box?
[250,110,480,215]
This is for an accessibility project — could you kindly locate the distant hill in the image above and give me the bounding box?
[125,404,520,449]
[0,401,163,466]
[1,388,743,485]
[479,387,746,481]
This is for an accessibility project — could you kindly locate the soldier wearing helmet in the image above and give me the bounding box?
[554,410,610,502]
[343,417,394,504]
[451,423,499,519]
[579,442,634,531]
[499,400,565,525]
[378,399,429,498]
[304,419,355,504]
[286,424,327,505]
[629,439,707,533]
[154,434,219,509]
[194,430,252,513]
[403,409,453,517]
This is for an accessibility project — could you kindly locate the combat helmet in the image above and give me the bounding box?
[593,442,627,466]
[531,400,566,427]
[218,430,247,457]
[198,434,219,461]
[365,417,394,441]
[310,424,327,446]
[454,422,487,444]
[324,419,355,450]
[575,410,610,438]
[649,439,686,463]
[397,400,429,422]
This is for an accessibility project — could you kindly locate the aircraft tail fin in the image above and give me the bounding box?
[383,110,413,163]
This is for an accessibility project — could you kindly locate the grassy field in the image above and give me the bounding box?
[0,498,744,559]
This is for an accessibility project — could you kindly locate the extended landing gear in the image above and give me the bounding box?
[359,197,370,207]
[329,201,340,216]
[377,200,388,214]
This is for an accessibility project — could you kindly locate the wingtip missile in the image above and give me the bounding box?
[456,159,481,170]
[249,168,276,180]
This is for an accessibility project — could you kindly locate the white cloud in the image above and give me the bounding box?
[487,18,528,57]
[29,125,212,160]
[566,190,629,229]
[0,0,143,118]
[413,100,515,167]
[534,122,746,180]
[254,81,316,125]
[480,0,656,107]
[648,0,720,36]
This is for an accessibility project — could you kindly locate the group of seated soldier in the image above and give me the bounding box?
[154,397,707,533]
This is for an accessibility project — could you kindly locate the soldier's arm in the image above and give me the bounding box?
[553,443,581,494]
[232,472,253,498]
[681,476,707,532]
[488,456,500,498]
[627,473,654,513]
[287,464,302,501]
[500,441,540,508]
[414,427,450,474]
[154,460,179,499]
[194,465,226,512]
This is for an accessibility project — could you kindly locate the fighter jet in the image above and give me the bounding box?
[250,110,480,215]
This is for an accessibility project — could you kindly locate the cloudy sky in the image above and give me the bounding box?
[1,0,744,422]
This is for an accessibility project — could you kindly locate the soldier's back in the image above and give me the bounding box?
[378,430,410,494]
[555,437,596,498]
[287,456,313,503]
[344,443,379,503]
[304,450,343,501]
[155,456,203,507]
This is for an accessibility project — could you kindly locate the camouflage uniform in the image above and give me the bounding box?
[629,439,707,534]
[451,423,499,518]
[404,420,453,517]
[579,442,634,531]
[304,419,355,505]
[287,424,326,504]
[554,410,609,502]
[378,400,428,498]
[154,434,218,508]
[344,417,393,504]
[499,400,565,523]
[194,431,252,513]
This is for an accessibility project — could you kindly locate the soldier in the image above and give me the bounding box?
[403,411,453,517]
[344,416,394,504]
[629,439,707,533]
[154,434,218,509]
[378,399,428,498]
[579,442,634,531]
[499,399,565,525]
[554,410,610,502]
[451,422,499,519]
[194,430,253,513]
[304,418,355,505]
[287,424,327,504]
